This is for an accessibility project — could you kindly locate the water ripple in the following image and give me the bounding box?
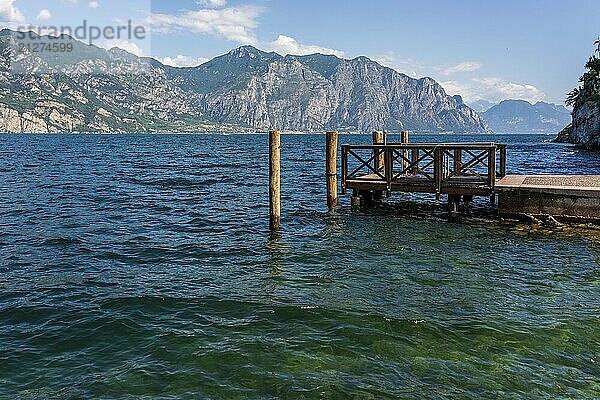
[0,134,599,398]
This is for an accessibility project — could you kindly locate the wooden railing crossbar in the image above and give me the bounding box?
[391,148,436,180]
[443,149,491,182]
[347,149,386,180]
[341,143,507,195]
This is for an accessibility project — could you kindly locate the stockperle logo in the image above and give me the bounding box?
[15,20,147,45]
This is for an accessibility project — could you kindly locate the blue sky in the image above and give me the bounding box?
[2,0,599,105]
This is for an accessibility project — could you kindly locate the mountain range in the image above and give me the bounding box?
[481,100,571,133]
[0,29,489,133]
[468,99,496,113]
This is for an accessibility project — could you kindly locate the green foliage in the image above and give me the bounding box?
[1,94,36,114]
[567,56,600,107]
[565,88,579,107]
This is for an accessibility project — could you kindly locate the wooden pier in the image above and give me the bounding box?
[341,142,507,209]
[268,132,600,230]
[335,135,600,222]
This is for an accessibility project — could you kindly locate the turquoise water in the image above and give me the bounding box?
[0,133,599,399]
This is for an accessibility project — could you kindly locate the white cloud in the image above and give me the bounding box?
[268,35,344,57]
[372,51,425,77]
[102,39,144,56]
[374,52,482,78]
[145,3,344,62]
[438,61,482,75]
[36,9,52,21]
[89,1,100,9]
[373,51,545,104]
[0,0,25,23]
[441,77,546,104]
[196,0,227,8]
[147,5,263,45]
[158,54,209,67]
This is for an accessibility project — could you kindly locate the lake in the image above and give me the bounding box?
[0,133,599,398]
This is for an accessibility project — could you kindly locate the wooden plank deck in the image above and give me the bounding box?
[346,174,495,195]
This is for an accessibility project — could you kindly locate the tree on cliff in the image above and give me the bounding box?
[556,38,600,148]
[566,41,600,108]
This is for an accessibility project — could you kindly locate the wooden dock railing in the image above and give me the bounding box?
[341,143,507,197]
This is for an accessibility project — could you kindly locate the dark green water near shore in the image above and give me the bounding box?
[0,133,599,398]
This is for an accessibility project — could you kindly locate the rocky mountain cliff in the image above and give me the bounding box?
[482,99,571,133]
[555,56,600,148]
[0,29,489,133]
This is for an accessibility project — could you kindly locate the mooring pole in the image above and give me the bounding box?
[401,130,409,173]
[326,130,338,210]
[448,194,460,214]
[372,130,384,172]
[269,130,281,231]
[372,130,384,201]
[401,130,409,144]
[372,130,384,144]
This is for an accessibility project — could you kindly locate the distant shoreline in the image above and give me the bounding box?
[0,131,560,135]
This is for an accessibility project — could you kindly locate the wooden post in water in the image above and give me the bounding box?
[269,130,281,231]
[401,130,409,173]
[372,130,384,173]
[351,189,362,208]
[499,145,507,178]
[372,130,384,201]
[489,146,497,205]
[326,131,338,210]
[454,148,462,176]
[411,147,419,175]
[448,194,461,214]
[401,130,409,144]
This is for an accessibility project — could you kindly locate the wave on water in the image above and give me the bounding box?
[0,133,599,397]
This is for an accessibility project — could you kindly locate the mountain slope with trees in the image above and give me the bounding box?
[0,29,489,133]
[555,40,600,148]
